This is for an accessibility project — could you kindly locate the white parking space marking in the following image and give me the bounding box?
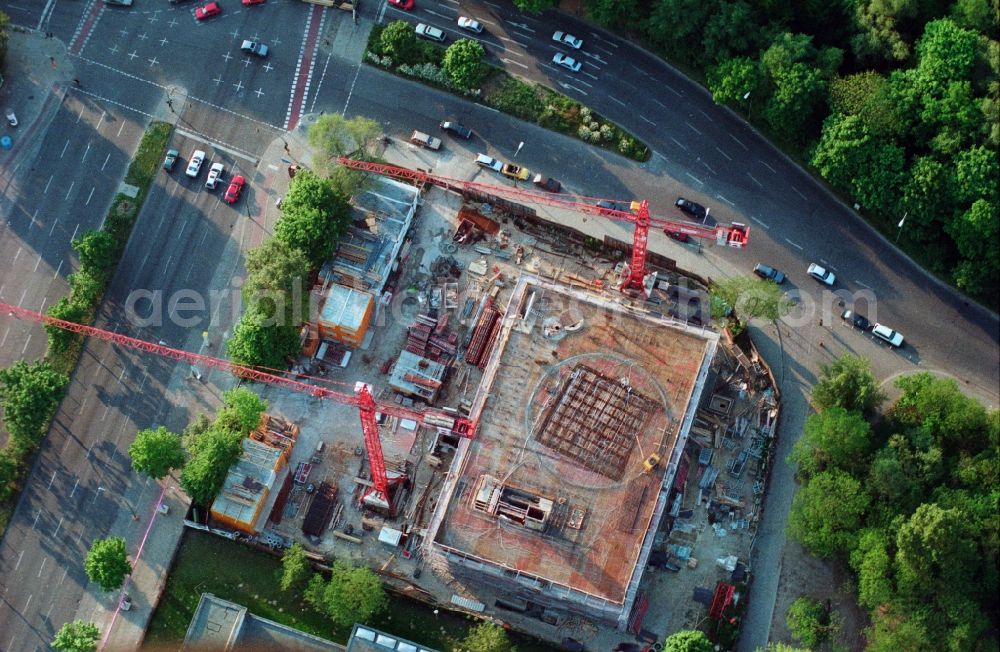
[609,96,626,108]
[785,238,803,250]
[855,280,872,289]
[86,186,95,205]
[582,71,598,81]
[497,36,528,49]
[60,141,69,158]
[502,58,528,69]
[684,121,702,135]
[14,550,23,571]
[729,133,748,150]
[700,159,716,175]
[715,147,731,161]
[698,109,714,122]
[44,175,53,194]
[685,172,703,185]
[48,471,57,490]
[64,181,75,201]
[747,172,763,188]
[640,115,655,126]
[53,259,63,279]
[760,160,776,173]
[792,186,807,201]
[716,195,735,206]
[670,137,687,151]
[750,215,770,229]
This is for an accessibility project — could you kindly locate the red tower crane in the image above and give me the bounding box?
[0,302,472,515]
[335,157,750,292]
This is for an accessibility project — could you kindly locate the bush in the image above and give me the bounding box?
[786,597,838,647]
[486,77,545,121]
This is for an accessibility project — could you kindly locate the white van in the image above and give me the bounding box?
[415,23,446,42]
[872,323,904,348]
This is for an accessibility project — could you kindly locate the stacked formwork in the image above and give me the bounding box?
[251,413,300,451]
[465,298,501,367]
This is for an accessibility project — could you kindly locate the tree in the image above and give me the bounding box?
[274,169,351,269]
[68,268,105,306]
[850,528,894,610]
[851,142,905,215]
[895,503,978,600]
[790,407,873,478]
[914,19,979,88]
[226,305,302,371]
[279,543,311,592]
[243,239,311,321]
[179,427,243,505]
[710,276,793,326]
[217,387,268,434]
[458,622,516,652]
[828,71,901,138]
[0,449,19,502]
[702,1,762,63]
[810,113,878,193]
[950,0,997,34]
[953,145,1000,206]
[811,353,886,414]
[900,156,956,244]
[708,57,762,108]
[45,296,89,355]
[72,230,117,272]
[52,620,100,652]
[787,470,869,557]
[891,373,992,454]
[585,0,641,30]
[128,426,185,479]
[864,607,933,652]
[84,537,131,591]
[0,11,10,69]
[443,39,488,89]
[0,360,70,451]
[664,630,713,652]
[760,33,841,140]
[379,20,421,62]
[645,0,713,64]
[305,561,388,628]
[786,596,838,647]
[851,0,920,64]
[950,199,1000,298]
[307,113,382,163]
[512,0,555,14]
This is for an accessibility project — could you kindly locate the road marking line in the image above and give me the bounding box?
[716,194,735,206]
[662,83,682,97]
[640,115,655,126]
[38,557,47,577]
[785,238,803,250]
[24,594,32,612]
[792,186,807,201]
[685,172,703,185]
[71,222,80,242]
[750,215,770,229]
[174,128,258,164]
[609,96,626,107]
[652,98,667,109]
[102,152,111,171]
[48,470,57,490]
[715,147,731,161]
[685,121,702,135]
[49,219,58,236]
[760,160,776,173]
[20,333,31,356]
[669,137,688,151]
[855,280,872,289]
[14,550,24,571]
[747,172,763,188]
[32,510,41,529]
[44,175,53,195]
[64,180,75,201]
[729,133,748,150]
[78,395,88,415]
[701,159,716,175]
[70,478,80,497]
[86,186,95,206]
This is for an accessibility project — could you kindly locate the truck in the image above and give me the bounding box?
[501,163,530,181]
[409,130,442,150]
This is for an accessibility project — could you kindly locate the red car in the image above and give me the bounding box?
[224,175,245,204]
[242,0,265,5]
[388,0,414,9]
[194,2,221,20]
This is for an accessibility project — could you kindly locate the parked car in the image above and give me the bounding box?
[387,0,414,8]
[241,40,269,57]
[475,153,503,172]
[532,174,561,193]
[224,175,246,204]
[410,130,442,150]
[415,23,446,42]
[675,197,707,221]
[440,121,473,139]
[457,17,483,33]
[242,0,266,5]
[194,2,221,20]
[104,0,134,6]
[665,229,690,243]
[552,52,582,72]
[205,162,225,189]
[596,200,632,216]
[841,309,872,331]
[185,150,206,178]
[872,323,904,347]
[552,31,582,49]
[501,163,530,181]
[162,148,179,172]
[753,263,785,284]
[807,263,836,286]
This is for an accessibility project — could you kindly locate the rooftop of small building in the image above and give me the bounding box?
[210,439,286,530]
[430,275,717,604]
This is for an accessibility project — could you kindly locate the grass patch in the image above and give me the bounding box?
[365,23,649,162]
[145,529,549,651]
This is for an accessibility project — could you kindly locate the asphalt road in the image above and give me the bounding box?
[0,0,996,650]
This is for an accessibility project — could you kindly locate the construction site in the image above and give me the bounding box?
[15,158,779,649]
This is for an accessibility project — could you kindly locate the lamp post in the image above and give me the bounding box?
[97,486,139,521]
[896,212,907,243]
[743,90,751,116]
[514,141,524,158]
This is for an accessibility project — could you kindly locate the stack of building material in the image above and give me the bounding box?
[406,314,437,355]
[251,414,300,450]
[465,302,501,366]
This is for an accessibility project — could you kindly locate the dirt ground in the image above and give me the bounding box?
[769,539,867,650]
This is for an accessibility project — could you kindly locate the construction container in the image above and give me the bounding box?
[317,284,374,347]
